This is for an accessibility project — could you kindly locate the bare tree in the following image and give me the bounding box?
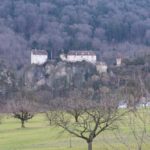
[0,101,4,124]
[112,108,150,150]
[8,92,37,128]
[111,73,150,150]
[46,90,128,150]
[129,110,150,150]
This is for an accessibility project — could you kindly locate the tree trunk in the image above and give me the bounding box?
[87,141,92,150]
[75,115,78,122]
[21,120,25,128]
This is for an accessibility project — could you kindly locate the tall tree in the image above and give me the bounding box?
[46,89,128,150]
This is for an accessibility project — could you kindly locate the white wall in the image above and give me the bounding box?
[60,54,67,61]
[116,58,122,66]
[67,55,97,64]
[96,63,108,73]
[31,53,48,65]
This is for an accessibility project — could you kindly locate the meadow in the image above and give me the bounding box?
[0,113,150,150]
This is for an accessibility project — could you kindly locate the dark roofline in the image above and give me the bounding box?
[68,50,96,56]
[31,49,48,55]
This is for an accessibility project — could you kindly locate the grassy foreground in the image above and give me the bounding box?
[0,113,150,150]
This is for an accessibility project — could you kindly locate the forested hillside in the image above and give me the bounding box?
[0,0,150,68]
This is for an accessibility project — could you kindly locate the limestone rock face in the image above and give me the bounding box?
[0,63,16,97]
[24,61,97,90]
[45,64,55,75]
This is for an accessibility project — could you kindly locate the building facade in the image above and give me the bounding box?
[116,57,122,67]
[96,62,108,73]
[31,50,48,65]
[60,50,97,64]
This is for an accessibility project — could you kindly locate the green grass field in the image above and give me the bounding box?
[0,113,150,150]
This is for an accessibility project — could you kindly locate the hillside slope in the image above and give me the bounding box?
[0,0,149,68]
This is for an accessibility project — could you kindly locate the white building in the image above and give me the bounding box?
[96,62,108,73]
[116,57,122,67]
[60,51,97,64]
[31,50,48,65]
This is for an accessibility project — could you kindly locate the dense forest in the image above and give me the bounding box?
[0,0,150,68]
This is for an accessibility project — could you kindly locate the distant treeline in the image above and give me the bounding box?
[0,0,150,68]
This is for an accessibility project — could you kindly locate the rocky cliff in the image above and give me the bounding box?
[0,58,149,102]
[0,62,16,99]
[24,61,98,91]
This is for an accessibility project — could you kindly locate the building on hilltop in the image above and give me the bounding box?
[31,49,48,65]
[96,62,108,73]
[116,53,123,67]
[116,57,122,67]
[60,50,97,64]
